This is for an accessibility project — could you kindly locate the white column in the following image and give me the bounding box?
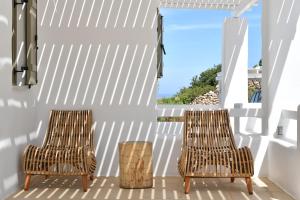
[221,17,248,108]
[234,103,243,134]
[263,1,300,199]
[262,0,300,136]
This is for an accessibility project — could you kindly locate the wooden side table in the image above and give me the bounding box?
[119,141,153,188]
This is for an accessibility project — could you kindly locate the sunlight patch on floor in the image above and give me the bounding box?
[8,176,294,200]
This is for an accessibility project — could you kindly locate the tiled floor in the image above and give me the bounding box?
[8,176,295,200]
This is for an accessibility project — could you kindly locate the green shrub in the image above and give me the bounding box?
[157,64,221,104]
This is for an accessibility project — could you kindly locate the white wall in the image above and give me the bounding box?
[0,2,38,199]
[0,0,160,198]
[262,0,300,198]
[35,0,159,177]
[222,17,248,108]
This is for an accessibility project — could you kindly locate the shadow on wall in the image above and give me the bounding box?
[35,43,157,107]
[264,0,300,133]
[155,122,184,176]
[0,97,38,198]
[222,18,248,106]
[0,61,39,198]
[244,117,262,134]
[262,0,300,198]
[34,0,159,177]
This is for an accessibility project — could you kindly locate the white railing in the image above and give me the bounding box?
[231,103,262,135]
[156,104,220,137]
[282,109,298,120]
[156,104,300,148]
[156,104,220,117]
[156,103,262,135]
[280,106,300,148]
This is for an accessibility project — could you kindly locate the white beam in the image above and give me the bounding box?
[233,0,258,17]
[222,17,248,108]
[248,68,262,80]
[160,0,240,10]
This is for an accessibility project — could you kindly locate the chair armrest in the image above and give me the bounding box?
[178,145,254,176]
[178,146,189,177]
[23,144,41,172]
[230,146,254,176]
[23,144,96,173]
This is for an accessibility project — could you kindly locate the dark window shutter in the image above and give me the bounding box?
[12,0,37,87]
[157,12,165,79]
[26,0,38,85]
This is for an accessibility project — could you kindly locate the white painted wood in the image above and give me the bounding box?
[156,104,220,116]
[233,0,258,17]
[218,68,262,81]
[221,17,248,108]
[248,68,262,80]
[157,104,261,117]
[160,0,239,10]
[263,0,300,198]
[234,103,242,134]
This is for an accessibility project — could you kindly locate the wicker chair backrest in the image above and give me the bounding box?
[184,110,236,150]
[42,110,94,149]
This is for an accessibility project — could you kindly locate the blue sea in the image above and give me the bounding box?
[157,93,174,99]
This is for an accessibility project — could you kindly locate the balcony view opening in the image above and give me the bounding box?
[157,6,262,105]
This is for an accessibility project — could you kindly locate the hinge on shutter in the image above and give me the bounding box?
[14,0,28,7]
[161,44,166,55]
[13,66,33,89]
[13,66,28,73]
[35,35,39,50]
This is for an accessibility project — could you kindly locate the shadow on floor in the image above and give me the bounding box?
[8,176,294,200]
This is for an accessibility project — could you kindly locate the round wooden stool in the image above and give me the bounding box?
[119,141,153,188]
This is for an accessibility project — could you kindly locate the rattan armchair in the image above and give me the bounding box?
[178,110,254,194]
[23,110,96,192]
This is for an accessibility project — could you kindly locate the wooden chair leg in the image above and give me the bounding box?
[245,177,253,195]
[82,175,88,192]
[45,175,49,179]
[230,177,235,183]
[184,176,190,194]
[24,174,31,191]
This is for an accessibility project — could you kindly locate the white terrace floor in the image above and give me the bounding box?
[8,176,294,200]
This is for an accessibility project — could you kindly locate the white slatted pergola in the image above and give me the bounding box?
[159,0,258,17]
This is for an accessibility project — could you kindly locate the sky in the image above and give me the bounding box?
[158,3,262,98]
